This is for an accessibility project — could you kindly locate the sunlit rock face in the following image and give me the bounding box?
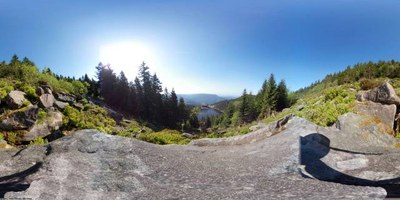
[357,82,400,105]
[4,112,400,200]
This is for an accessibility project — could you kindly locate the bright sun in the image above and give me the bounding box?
[99,41,156,78]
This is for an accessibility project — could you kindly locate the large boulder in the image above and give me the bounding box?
[0,106,39,130]
[22,111,63,141]
[36,86,45,96]
[335,112,397,147]
[42,85,53,95]
[357,82,400,105]
[353,101,397,129]
[55,92,75,103]
[39,94,55,108]
[6,90,27,109]
[54,100,69,110]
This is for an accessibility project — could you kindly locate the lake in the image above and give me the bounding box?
[197,106,222,120]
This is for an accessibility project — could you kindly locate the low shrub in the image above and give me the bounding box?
[5,132,21,145]
[359,78,383,90]
[0,82,14,101]
[137,129,190,145]
[115,130,134,138]
[29,137,48,145]
[63,105,116,133]
[36,109,48,124]
[22,85,37,100]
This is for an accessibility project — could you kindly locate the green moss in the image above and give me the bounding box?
[5,132,21,146]
[29,137,48,145]
[137,129,190,145]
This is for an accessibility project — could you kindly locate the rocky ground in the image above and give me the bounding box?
[0,82,400,199]
[0,113,399,199]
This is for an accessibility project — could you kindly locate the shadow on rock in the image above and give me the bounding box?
[300,133,400,198]
[0,162,42,198]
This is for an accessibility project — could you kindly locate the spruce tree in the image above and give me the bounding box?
[276,80,289,111]
[259,74,277,118]
[239,89,251,124]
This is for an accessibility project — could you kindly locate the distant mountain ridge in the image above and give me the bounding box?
[178,93,230,105]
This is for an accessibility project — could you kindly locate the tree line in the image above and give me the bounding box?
[296,60,400,96]
[92,62,197,130]
[210,74,292,128]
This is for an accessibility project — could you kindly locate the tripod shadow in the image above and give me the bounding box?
[0,162,42,197]
[300,133,400,198]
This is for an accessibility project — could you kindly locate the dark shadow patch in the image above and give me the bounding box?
[300,133,400,198]
[0,162,42,197]
[45,144,52,156]
[11,148,25,158]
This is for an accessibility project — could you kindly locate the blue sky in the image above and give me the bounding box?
[1,0,400,96]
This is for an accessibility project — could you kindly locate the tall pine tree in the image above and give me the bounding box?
[276,80,289,111]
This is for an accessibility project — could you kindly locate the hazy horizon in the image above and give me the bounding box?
[1,0,400,96]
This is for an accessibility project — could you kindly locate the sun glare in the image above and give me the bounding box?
[99,42,156,77]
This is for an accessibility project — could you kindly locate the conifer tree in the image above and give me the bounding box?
[276,80,289,111]
[239,89,251,123]
[259,74,277,118]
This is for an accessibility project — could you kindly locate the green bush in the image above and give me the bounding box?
[63,105,116,133]
[115,130,134,138]
[5,132,20,145]
[137,129,190,145]
[71,80,88,96]
[36,109,48,124]
[115,120,153,138]
[263,85,357,127]
[38,74,88,96]
[29,137,48,145]
[296,86,356,126]
[0,133,3,140]
[0,80,14,101]
[359,78,383,90]
[22,85,37,99]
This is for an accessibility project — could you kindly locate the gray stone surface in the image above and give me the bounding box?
[55,92,75,103]
[73,102,84,110]
[0,106,39,130]
[54,100,69,110]
[357,82,400,105]
[22,111,63,141]
[353,101,397,129]
[335,112,397,149]
[3,116,398,199]
[6,90,27,109]
[39,94,55,108]
[249,123,268,131]
[182,132,194,139]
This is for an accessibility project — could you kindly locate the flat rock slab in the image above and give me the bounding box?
[2,118,393,199]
